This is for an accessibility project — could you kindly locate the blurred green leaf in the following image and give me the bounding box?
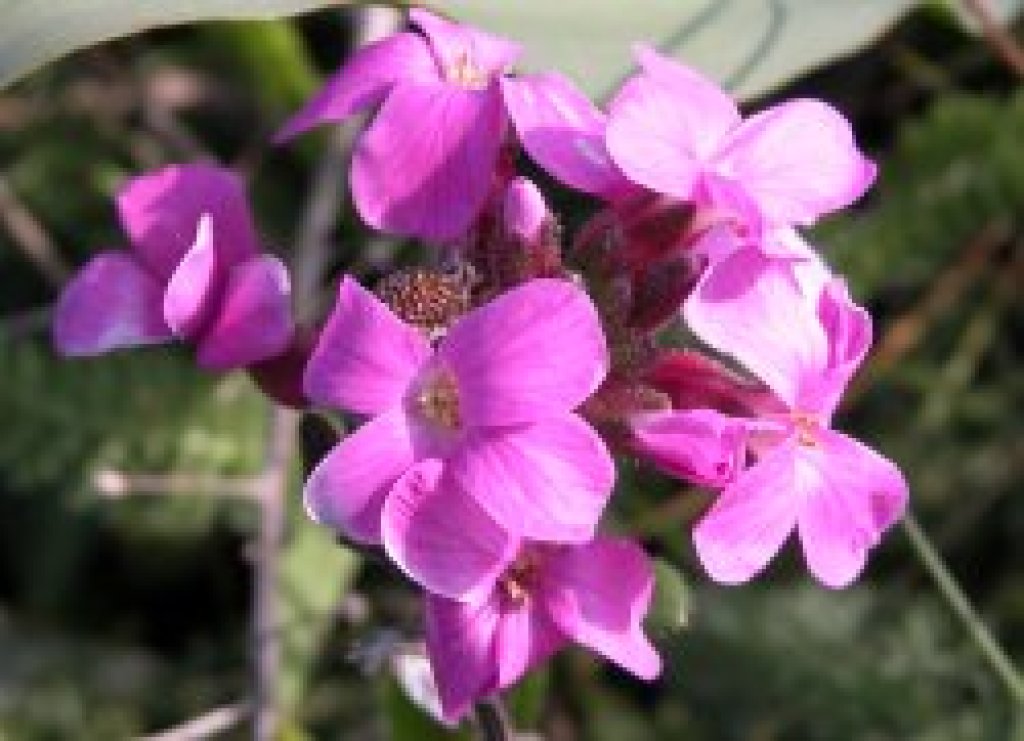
[279,516,361,713]
[434,0,920,100]
[646,558,692,636]
[0,0,404,90]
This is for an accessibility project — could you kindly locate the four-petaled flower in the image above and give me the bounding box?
[53,163,293,370]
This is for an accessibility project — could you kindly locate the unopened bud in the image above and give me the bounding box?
[502,177,549,245]
[376,267,471,340]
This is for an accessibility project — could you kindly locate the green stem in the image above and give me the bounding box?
[902,512,1024,704]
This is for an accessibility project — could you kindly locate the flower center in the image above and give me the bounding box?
[416,369,461,430]
[791,412,821,447]
[446,51,488,89]
[499,549,540,607]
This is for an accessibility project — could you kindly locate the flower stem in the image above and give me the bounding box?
[902,512,1024,704]
[475,699,511,741]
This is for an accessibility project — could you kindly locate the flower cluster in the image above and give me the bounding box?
[54,9,908,724]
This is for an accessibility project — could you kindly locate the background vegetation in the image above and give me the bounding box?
[0,3,1021,739]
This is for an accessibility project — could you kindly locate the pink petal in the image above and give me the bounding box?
[195,254,294,370]
[440,279,608,427]
[409,9,521,79]
[797,279,873,417]
[692,443,803,584]
[450,414,614,543]
[351,80,505,242]
[303,276,431,415]
[382,459,518,605]
[117,164,257,281]
[424,593,502,722]
[606,47,740,199]
[494,599,566,689]
[629,408,747,488]
[716,99,877,226]
[501,177,549,244]
[683,245,827,409]
[163,214,217,339]
[541,538,661,680]
[53,251,172,355]
[302,407,416,544]
[274,32,438,143]
[796,429,908,588]
[501,73,632,199]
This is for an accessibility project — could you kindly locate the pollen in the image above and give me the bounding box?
[792,413,821,447]
[446,51,488,89]
[416,370,461,430]
[499,549,540,607]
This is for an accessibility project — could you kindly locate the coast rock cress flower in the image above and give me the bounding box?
[276,9,522,242]
[53,163,293,370]
[302,276,614,545]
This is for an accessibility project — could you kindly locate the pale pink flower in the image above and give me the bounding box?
[677,258,908,588]
[606,46,876,234]
[302,277,614,545]
[276,10,521,241]
[380,458,659,721]
[53,164,293,370]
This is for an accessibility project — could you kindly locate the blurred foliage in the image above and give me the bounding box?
[0,5,1022,741]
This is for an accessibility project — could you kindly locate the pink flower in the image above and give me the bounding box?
[302,277,614,545]
[380,459,659,721]
[275,10,521,242]
[605,46,876,234]
[53,164,293,371]
[678,256,908,588]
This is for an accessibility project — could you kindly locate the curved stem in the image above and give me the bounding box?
[902,512,1024,704]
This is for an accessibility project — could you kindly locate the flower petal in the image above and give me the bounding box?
[716,99,877,226]
[351,80,505,242]
[440,279,608,427]
[274,32,437,142]
[53,251,172,355]
[382,459,518,604]
[606,47,739,199]
[451,414,614,543]
[796,430,908,588]
[692,443,803,585]
[163,213,217,339]
[304,276,431,414]
[195,254,294,370]
[494,599,566,689]
[409,9,521,79]
[629,408,747,488]
[683,244,827,409]
[117,163,257,281]
[501,73,632,199]
[424,593,501,722]
[302,406,416,544]
[541,538,661,680]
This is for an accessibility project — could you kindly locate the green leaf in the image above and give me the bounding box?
[645,558,691,635]
[279,516,361,713]
[432,0,920,101]
[0,0,404,90]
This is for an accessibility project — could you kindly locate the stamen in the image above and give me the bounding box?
[446,51,487,89]
[416,370,461,430]
[792,412,821,447]
[498,549,540,607]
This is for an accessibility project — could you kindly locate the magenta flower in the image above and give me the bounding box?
[53,164,293,370]
[379,458,659,721]
[302,276,614,545]
[276,10,521,242]
[606,46,876,233]
[678,256,908,588]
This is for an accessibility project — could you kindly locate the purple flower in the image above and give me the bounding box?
[605,46,876,234]
[53,164,293,371]
[671,252,908,588]
[276,10,522,242]
[380,459,659,721]
[302,276,614,545]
